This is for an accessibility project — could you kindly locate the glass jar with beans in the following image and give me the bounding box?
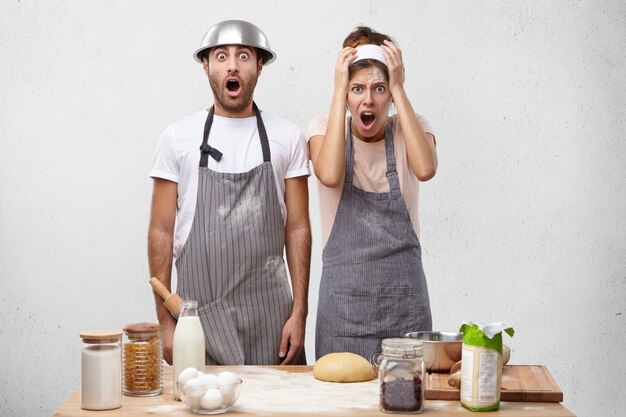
[374,338,425,414]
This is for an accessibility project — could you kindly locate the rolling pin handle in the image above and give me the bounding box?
[150,277,172,300]
[448,371,461,388]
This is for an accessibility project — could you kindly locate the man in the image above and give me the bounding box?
[148,20,311,365]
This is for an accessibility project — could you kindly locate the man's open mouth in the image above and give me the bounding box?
[226,79,241,94]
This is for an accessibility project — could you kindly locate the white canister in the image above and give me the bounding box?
[80,330,123,410]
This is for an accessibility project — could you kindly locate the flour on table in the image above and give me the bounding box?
[231,367,379,415]
[145,403,187,414]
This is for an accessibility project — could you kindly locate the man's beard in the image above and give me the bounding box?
[209,72,258,114]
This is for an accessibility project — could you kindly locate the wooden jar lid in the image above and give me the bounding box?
[123,322,161,334]
[80,330,122,344]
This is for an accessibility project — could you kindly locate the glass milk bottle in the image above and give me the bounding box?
[80,330,123,410]
[172,300,206,400]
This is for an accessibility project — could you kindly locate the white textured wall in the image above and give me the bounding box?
[1,1,624,416]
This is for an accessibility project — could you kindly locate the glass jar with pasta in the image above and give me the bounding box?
[122,322,163,397]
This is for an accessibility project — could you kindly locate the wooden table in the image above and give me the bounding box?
[52,366,576,417]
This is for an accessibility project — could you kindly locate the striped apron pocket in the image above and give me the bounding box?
[331,286,416,338]
[197,299,245,365]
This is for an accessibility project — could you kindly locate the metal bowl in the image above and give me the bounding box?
[405,331,462,373]
[193,20,276,64]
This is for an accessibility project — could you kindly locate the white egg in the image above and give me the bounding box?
[200,388,224,410]
[217,371,239,394]
[184,377,207,398]
[200,373,219,389]
[177,367,199,385]
[217,371,238,385]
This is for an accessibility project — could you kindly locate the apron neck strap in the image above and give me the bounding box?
[383,120,401,192]
[345,117,400,192]
[253,102,272,163]
[200,106,217,167]
[199,102,271,168]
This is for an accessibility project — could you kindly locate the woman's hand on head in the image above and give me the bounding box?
[334,47,357,97]
[381,40,406,96]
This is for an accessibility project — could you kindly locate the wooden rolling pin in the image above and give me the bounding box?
[448,345,511,388]
[149,277,182,314]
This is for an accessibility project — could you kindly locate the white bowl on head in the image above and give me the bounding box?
[405,331,463,373]
[178,378,242,415]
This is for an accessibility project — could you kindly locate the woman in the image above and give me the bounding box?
[308,27,437,360]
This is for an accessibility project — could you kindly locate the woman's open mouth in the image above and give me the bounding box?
[360,112,376,129]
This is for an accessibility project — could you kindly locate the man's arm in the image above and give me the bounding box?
[279,175,311,364]
[147,178,178,364]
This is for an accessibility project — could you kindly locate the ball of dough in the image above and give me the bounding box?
[313,352,377,382]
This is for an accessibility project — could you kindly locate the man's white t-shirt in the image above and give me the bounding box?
[150,109,310,258]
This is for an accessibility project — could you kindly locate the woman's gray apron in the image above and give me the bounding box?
[175,103,293,365]
[315,119,432,360]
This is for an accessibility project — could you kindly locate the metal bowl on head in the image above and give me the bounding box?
[405,331,463,373]
[193,19,276,64]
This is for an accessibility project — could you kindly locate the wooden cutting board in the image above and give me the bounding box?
[426,365,564,402]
